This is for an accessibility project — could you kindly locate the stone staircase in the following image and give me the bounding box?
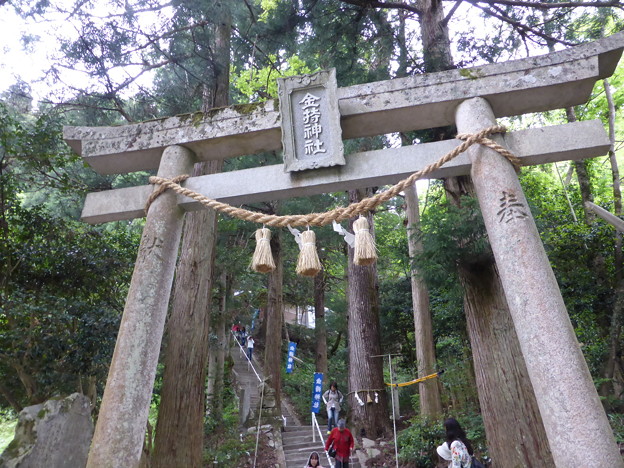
[282,424,362,468]
[230,339,300,426]
[230,339,361,468]
[283,425,330,468]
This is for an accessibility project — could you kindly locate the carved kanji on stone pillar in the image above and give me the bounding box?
[278,68,344,172]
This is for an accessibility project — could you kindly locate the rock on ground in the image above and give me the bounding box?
[0,393,93,468]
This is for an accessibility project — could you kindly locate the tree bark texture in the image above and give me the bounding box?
[404,182,442,418]
[565,109,595,225]
[152,160,221,468]
[153,6,231,465]
[602,78,624,400]
[347,189,390,438]
[417,0,454,72]
[211,270,231,417]
[314,271,328,376]
[444,176,555,467]
[460,260,555,468]
[205,342,218,413]
[264,231,284,412]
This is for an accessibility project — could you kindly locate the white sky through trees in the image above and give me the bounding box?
[0,2,619,106]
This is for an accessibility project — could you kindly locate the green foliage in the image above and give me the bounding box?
[232,55,313,101]
[415,194,489,290]
[399,410,487,467]
[203,392,255,467]
[0,409,18,453]
[257,0,281,22]
[282,355,316,424]
[281,320,349,424]
[609,413,624,444]
[0,206,138,407]
[379,276,416,360]
[398,416,444,468]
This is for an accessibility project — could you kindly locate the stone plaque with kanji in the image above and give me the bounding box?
[278,68,344,172]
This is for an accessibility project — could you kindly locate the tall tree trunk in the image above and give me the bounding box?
[13,360,37,404]
[444,176,554,466]
[314,270,328,375]
[418,2,552,459]
[460,259,555,467]
[347,189,390,438]
[418,0,454,72]
[601,78,624,400]
[205,343,218,414]
[153,5,231,466]
[264,230,284,413]
[211,270,231,418]
[404,182,442,418]
[152,169,220,467]
[566,108,596,224]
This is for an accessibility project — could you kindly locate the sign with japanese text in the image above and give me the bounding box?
[311,372,324,414]
[286,341,297,374]
[277,69,344,172]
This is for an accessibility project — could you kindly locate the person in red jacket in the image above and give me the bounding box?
[324,419,354,468]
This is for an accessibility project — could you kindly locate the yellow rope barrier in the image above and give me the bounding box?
[385,371,442,388]
[147,125,518,227]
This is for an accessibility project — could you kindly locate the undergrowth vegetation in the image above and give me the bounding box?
[0,409,17,453]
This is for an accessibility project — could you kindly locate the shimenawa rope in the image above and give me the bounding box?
[147,126,519,273]
[146,125,518,227]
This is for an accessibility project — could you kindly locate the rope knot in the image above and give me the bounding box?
[456,125,522,171]
[145,174,190,215]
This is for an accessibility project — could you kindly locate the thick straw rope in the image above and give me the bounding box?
[148,126,518,227]
[145,174,190,215]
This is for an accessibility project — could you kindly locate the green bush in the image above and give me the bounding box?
[202,433,255,467]
[609,413,624,444]
[203,397,254,467]
[398,410,487,467]
[0,409,18,453]
[398,416,444,468]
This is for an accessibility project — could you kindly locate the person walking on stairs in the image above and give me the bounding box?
[325,419,354,468]
[322,381,343,433]
[246,335,254,361]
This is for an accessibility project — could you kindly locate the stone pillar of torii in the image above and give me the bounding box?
[64,32,624,468]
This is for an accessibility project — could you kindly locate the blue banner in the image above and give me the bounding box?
[311,372,324,413]
[251,308,259,331]
[286,341,297,373]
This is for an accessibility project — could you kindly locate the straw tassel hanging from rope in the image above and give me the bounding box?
[251,227,276,273]
[353,215,377,266]
[296,229,322,277]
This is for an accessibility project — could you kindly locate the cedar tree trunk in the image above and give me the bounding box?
[347,189,390,438]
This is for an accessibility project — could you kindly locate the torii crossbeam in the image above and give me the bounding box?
[65,32,624,468]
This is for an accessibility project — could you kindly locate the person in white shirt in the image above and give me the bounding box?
[322,381,343,433]
[246,336,254,361]
[436,418,473,468]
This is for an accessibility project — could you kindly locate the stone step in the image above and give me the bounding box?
[283,425,314,433]
[282,430,319,441]
[284,439,326,451]
[280,423,364,468]
[282,429,323,439]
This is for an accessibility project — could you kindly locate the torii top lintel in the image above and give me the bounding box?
[64,32,623,176]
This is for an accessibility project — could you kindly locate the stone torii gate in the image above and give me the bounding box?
[65,33,624,468]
